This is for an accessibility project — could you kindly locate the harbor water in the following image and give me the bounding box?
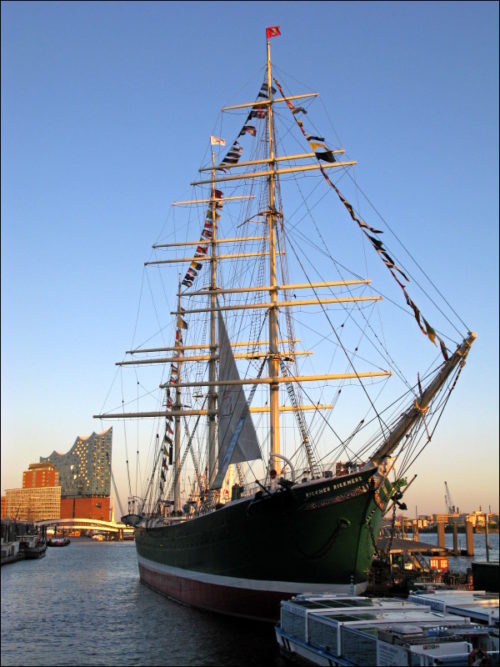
[419,531,499,572]
[1,533,497,666]
[1,539,283,666]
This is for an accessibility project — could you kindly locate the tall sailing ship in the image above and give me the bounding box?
[95,29,475,622]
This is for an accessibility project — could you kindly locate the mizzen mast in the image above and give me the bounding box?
[174,280,182,513]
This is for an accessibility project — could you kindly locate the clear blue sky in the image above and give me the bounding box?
[2,1,498,515]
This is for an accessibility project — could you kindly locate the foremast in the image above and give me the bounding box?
[208,146,218,489]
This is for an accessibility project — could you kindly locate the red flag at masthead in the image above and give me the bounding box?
[266,26,281,39]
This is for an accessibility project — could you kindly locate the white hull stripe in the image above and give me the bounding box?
[137,554,368,595]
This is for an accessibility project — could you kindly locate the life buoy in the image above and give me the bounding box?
[468,648,491,666]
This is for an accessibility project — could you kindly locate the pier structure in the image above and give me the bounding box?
[435,517,475,557]
[398,514,476,557]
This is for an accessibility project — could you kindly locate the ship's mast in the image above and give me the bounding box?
[93,46,399,491]
[207,148,218,488]
[174,280,182,513]
[266,38,281,476]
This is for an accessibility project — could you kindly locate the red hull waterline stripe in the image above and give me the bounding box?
[137,554,368,622]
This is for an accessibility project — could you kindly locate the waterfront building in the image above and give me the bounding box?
[466,511,499,528]
[23,462,59,488]
[4,486,61,521]
[1,496,6,517]
[60,496,110,520]
[40,428,112,521]
[432,512,462,523]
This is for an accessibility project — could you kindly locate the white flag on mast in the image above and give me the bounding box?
[210,135,226,146]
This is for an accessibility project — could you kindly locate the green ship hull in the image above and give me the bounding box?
[134,467,393,621]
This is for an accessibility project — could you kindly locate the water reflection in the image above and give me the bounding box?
[1,540,283,666]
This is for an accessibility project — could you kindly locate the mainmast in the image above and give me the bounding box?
[266,37,281,475]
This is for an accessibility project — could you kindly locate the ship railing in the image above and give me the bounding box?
[180,465,367,517]
[240,466,329,499]
[237,463,366,500]
[164,516,187,526]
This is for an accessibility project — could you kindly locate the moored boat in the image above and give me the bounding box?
[18,522,47,559]
[47,536,71,547]
[20,534,47,559]
[275,593,498,666]
[95,27,476,622]
[1,537,23,566]
[1,520,47,563]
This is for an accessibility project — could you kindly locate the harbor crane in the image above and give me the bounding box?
[444,481,457,514]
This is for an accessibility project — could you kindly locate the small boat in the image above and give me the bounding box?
[47,536,71,547]
[20,534,47,559]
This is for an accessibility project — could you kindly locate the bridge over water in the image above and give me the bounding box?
[35,517,135,535]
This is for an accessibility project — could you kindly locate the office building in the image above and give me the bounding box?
[23,462,59,488]
[4,486,61,521]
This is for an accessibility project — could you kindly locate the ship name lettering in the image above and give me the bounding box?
[305,476,363,499]
[305,486,331,499]
[331,475,362,492]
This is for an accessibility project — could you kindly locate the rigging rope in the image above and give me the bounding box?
[344,170,470,336]
[279,358,321,477]
[119,372,133,499]
[165,407,205,502]
[316,84,470,337]
[284,231,391,439]
[273,76,457,361]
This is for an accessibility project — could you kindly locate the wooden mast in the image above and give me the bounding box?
[266,37,281,476]
[174,279,182,513]
[208,145,218,489]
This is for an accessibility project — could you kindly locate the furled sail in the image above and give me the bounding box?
[212,312,261,489]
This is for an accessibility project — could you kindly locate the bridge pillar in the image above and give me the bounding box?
[452,523,459,555]
[437,521,446,550]
[412,521,419,541]
[466,521,474,557]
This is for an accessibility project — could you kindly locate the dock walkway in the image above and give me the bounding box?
[377,537,447,555]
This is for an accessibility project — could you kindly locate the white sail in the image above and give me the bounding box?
[213,312,261,489]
